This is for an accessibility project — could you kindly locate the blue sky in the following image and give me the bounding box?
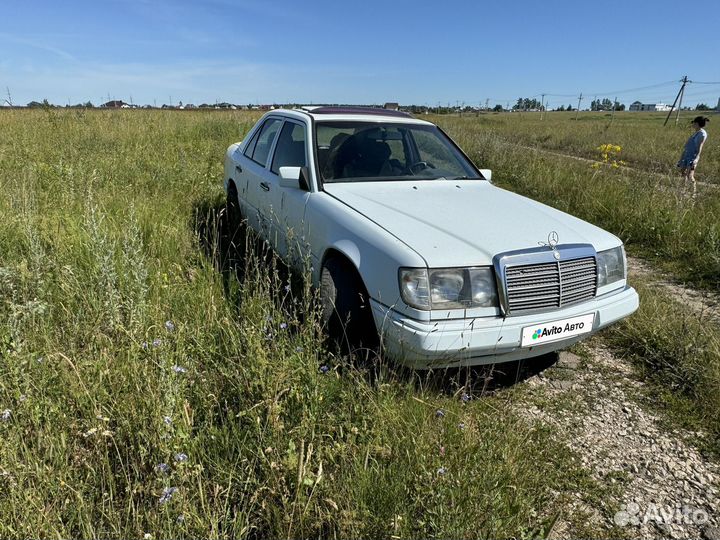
[1,0,719,107]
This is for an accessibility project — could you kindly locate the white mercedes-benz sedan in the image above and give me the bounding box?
[224,107,638,368]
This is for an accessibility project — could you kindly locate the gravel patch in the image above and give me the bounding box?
[520,348,719,539]
[627,256,720,325]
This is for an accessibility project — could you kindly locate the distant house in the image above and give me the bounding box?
[102,100,129,108]
[629,101,671,112]
[384,102,400,110]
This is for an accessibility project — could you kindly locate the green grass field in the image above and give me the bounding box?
[0,108,718,538]
[434,110,720,181]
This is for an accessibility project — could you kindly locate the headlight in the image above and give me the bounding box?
[597,246,626,288]
[399,268,430,310]
[399,267,498,310]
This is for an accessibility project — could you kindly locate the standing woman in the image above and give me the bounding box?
[677,116,709,198]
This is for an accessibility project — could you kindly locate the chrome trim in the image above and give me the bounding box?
[493,243,597,316]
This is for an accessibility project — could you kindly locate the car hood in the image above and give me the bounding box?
[323,180,620,267]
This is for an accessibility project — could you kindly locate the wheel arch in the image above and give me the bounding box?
[319,244,368,295]
[226,177,237,194]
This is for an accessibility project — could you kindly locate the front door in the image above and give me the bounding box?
[264,120,311,268]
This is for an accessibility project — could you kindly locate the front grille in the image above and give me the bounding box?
[505,256,597,314]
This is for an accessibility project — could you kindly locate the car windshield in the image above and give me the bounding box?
[316,121,482,183]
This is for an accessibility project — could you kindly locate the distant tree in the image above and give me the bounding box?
[84,101,94,108]
[566,104,573,111]
[614,102,625,111]
[557,105,566,111]
[513,97,542,111]
[696,103,711,111]
[591,98,616,111]
[492,104,504,112]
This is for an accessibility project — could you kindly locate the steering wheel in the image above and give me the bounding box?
[408,160,436,174]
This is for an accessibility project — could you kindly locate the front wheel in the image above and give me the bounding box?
[320,257,379,355]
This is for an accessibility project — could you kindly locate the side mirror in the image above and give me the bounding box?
[279,166,309,190]
[478,168,492,182]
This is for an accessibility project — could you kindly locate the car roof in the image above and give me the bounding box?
[306,106,412,118]
[266,107,434,126]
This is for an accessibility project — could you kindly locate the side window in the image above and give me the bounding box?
[271,122,307,174]
[250,118,282,167]
[243,127,262,159]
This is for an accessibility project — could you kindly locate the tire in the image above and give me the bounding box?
[225,183,245,265]
[320,256,379,355]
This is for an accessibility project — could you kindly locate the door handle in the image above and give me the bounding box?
[260,182,270,192]
[235,165,243,173]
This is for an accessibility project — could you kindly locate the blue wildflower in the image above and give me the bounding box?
[176,514,185,524]
[171,365,187,374]
[159,486,178,504]
[1,409,11,422]
[458,422,466,430]
[156,463,170,474]
[279,322,288,330]
[295,346,304,353]
[319,365,329,374]
[174,452,188,463]
[437,467,447,476]
[141,341,149,350]
[435,409,445,418]
[152,338,162,348]
[163,416,172,425]
[461,392,471,403]
[165,320,176,332]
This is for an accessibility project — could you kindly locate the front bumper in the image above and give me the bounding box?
[371,285,639,369]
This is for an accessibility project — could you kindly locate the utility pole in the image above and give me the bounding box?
[664,75,690,126]
[485,98,489,111]
[675,77,688,125]
[5,87,13,107]
[541,93,546,120]
[610,96,618,126]
[575,93,583,121]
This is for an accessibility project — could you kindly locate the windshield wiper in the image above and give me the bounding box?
[446,175,483,180]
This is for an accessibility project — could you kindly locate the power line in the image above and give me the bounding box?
[586,80,678,96]
[540,79,678,100]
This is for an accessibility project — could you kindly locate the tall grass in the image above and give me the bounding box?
[434,111,720,181]
[0,110,597,538]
